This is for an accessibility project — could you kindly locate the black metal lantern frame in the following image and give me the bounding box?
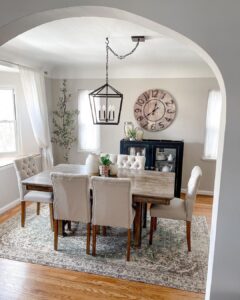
[89,83,123,125]
[89,36,144,125]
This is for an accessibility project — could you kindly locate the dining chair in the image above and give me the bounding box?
[14,155,53,228]
[117,154,146,170]
[51,173,91,254]
[149,166,202,251]
[117,154,148,228]
[91,176,135,261]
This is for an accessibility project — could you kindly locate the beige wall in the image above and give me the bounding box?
[51,77,219,193]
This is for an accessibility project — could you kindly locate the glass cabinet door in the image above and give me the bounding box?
[154,147,177,172]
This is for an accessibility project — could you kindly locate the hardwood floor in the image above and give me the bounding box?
[0,195,212,300]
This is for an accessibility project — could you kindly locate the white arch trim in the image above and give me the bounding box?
[0,6,226,299]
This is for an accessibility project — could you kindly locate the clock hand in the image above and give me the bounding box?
[146,103,158,117]
[151,106,160,115]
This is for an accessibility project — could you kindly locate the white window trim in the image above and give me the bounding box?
[0,87,20,157]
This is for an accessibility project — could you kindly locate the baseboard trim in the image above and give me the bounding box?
[181,188,214,196]
[0,198,20,215]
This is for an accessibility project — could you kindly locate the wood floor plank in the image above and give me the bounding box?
[0,195,212,300]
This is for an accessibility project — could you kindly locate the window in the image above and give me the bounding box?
[78,90,100,152]
[204,90,222,159]
[0,89,17,154]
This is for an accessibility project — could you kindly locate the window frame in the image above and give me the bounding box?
[77,89,101,153]
[0,87,19,157]
[203,89,222,161]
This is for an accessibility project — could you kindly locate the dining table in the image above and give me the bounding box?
[22,164,175,247]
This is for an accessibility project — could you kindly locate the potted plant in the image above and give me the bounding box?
[99,154,112,177]
[51,79,79,162]
[127,128,137,141]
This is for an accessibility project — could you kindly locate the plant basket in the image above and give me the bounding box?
[99,165,110,177]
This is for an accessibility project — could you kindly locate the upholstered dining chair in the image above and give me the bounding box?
[91,177,135,261]
[51,173,91,254]
[117,154,147,227]
[117,154,146,170]
[14,155,53,228]
[149,166,202,251]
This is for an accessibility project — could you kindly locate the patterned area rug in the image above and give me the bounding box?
[0,205,209,293]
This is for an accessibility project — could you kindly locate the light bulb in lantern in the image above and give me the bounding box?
[112,105,115,120]
[108,105,112,120]
[102,105,106,119]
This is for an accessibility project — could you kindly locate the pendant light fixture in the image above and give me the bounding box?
[89,36,145,125]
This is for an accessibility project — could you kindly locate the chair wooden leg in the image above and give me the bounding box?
[127,228,131,261]
[186,221,191,252]
[58,220,63,236]
[86,223,91,255]
[102,226,107,236]
[149,217,155,245]
[21,201,26,227]
[36,202,40,215]
[96,225,100,234]
[92,225,97,256]
[54,220,58,251]
[49,203,54,231]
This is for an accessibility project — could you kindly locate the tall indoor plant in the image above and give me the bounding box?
[51,79,79,162]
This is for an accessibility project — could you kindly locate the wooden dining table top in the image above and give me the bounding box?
[22,164,175,203]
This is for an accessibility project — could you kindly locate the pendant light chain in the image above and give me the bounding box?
[105,37,141,84]
[106,37,140,60]
[106,38,109,85]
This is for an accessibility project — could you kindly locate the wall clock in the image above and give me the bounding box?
[134,89,177,132]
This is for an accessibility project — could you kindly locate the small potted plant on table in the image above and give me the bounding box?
[99,154,112,177]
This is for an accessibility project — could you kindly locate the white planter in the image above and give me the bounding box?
[85,154,100,174]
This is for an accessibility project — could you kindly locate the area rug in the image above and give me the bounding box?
[0,205,209,293]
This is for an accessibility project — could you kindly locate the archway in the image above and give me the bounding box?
[0,5,226,299]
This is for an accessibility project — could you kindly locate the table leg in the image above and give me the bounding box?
[134,202,142,248]
[142,203,147,228]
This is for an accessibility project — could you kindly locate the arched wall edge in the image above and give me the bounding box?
[0,6,226,299]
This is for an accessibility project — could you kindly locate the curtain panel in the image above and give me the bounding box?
[19,66,53,169]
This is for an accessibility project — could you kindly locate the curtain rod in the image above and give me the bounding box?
[0,59,48,74]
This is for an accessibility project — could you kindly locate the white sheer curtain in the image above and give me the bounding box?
[19,66,53,169]
[78,90,100,153]
[204,90,222,159]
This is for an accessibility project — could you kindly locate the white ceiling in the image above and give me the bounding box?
[0,17,214,78]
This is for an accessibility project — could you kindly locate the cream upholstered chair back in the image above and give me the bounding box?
[91,176,133,229]
[14,155,40,199]
[185,166,202,221]
[51,173,91,223]
[117,154,146,170]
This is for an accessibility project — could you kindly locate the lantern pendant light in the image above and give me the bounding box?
[89,36,145,125]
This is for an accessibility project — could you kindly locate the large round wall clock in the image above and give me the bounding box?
[134,89,177,132]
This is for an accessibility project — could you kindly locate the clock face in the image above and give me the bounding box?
[134,89,177,131]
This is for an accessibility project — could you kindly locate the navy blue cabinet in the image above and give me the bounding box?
[120,139,184,197]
